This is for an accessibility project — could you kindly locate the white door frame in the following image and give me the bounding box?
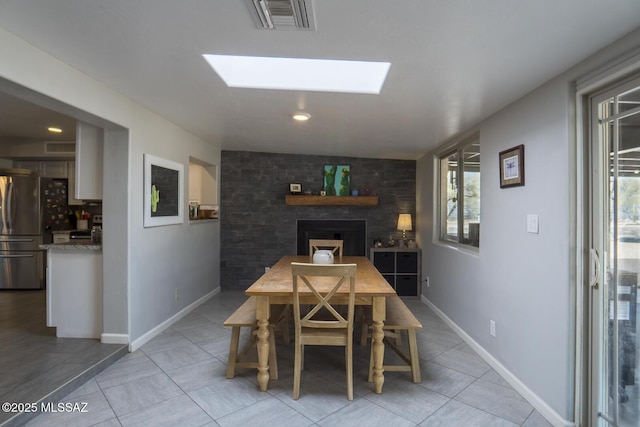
[574,54,640,426]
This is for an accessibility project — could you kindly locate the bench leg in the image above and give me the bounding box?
[408,329,421,383]
[268,325,278,380]
[367,328,421,384]
[226,326,241,378]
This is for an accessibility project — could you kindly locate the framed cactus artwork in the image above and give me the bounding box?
[144,153,184,227]
[323,165,350,196]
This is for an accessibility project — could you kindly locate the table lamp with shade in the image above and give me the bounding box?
[397,214,412,240]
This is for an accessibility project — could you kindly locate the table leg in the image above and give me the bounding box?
[371,296,386,393]
[255,296,270,391]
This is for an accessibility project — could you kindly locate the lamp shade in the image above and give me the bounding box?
[397,214,412,231]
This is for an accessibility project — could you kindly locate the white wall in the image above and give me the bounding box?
[0,26,221,343]
[417,28,640,424]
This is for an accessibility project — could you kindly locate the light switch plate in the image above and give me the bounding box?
[527,214,539,234]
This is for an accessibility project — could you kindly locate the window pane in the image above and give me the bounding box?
[462,143,481,247]
[619,85,640,114]
[438,136,480,248]
[440,152,458,242]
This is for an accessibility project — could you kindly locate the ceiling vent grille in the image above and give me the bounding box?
[249,0,316,30]
[44,141,76,154]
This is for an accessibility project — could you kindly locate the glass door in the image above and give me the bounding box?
[590,77,640,426]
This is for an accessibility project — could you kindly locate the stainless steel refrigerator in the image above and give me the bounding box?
[0,168,44,289]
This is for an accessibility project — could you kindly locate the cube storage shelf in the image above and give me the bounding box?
[370,247,421,297]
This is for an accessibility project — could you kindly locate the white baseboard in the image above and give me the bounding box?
[130,288,221,352]
[421,296,575,427]
[101,333,128,345]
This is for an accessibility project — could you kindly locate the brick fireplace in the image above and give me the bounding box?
[220,150,416,290]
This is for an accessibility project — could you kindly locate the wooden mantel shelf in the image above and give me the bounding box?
[285,195,379,206]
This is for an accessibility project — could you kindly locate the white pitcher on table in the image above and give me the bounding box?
[312,250,334,264]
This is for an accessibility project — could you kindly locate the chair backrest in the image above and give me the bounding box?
[309,239,344,257]
[291,262,356,331]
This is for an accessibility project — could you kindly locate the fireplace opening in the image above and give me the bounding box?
[297,220,367,256]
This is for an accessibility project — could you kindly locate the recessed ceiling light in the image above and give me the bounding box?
[292,112,310,121]
[202,54,391,94]
[47,127,62,133]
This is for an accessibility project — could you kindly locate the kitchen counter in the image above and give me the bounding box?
[40,242,102,251]
[42,243,103,339]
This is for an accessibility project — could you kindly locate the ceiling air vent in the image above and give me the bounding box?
[44,141,76,154]
[249,0,316,30]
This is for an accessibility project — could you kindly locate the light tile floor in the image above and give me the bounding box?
[24,292,553,427]
[0,290,126,427]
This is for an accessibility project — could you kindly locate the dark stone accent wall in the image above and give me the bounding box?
[220,150,416,291]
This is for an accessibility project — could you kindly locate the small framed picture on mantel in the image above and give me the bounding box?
[289,183,302,195]
[499,144,525,188]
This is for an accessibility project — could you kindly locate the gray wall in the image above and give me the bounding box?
[221,150,415,290]
[416,28,640,424]
[418,78,573,421]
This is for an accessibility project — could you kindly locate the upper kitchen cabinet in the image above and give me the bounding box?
[75,121,103,200]
[66,161,82,205]
[14,160,68,178]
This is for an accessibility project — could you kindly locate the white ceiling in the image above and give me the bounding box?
[0,1,639,159]
[0,91,77,142]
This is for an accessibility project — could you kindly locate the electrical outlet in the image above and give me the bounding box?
[425,276,430,287]
[490,320,496,337]
[265,267,270,273]
[175,288,180,301]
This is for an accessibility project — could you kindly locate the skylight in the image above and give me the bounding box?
[202,54,391,94]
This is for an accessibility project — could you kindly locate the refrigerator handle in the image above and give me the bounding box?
[0,238,34,243]
[6,181,13,232]
[0,180,6,233]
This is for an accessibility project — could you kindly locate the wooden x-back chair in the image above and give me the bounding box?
[291,262,357,400]
[308,239,343,258]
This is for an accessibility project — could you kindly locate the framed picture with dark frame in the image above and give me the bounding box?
[144,153,184,227]
[289,183,302,194]
[499,145,525,188]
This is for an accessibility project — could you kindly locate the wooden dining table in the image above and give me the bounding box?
[245,255,397,394]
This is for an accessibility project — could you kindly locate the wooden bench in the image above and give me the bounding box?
[223,297,289,380]
[361,295,422,383]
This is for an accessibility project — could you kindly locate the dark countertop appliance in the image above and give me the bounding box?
[69,230,92,241]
